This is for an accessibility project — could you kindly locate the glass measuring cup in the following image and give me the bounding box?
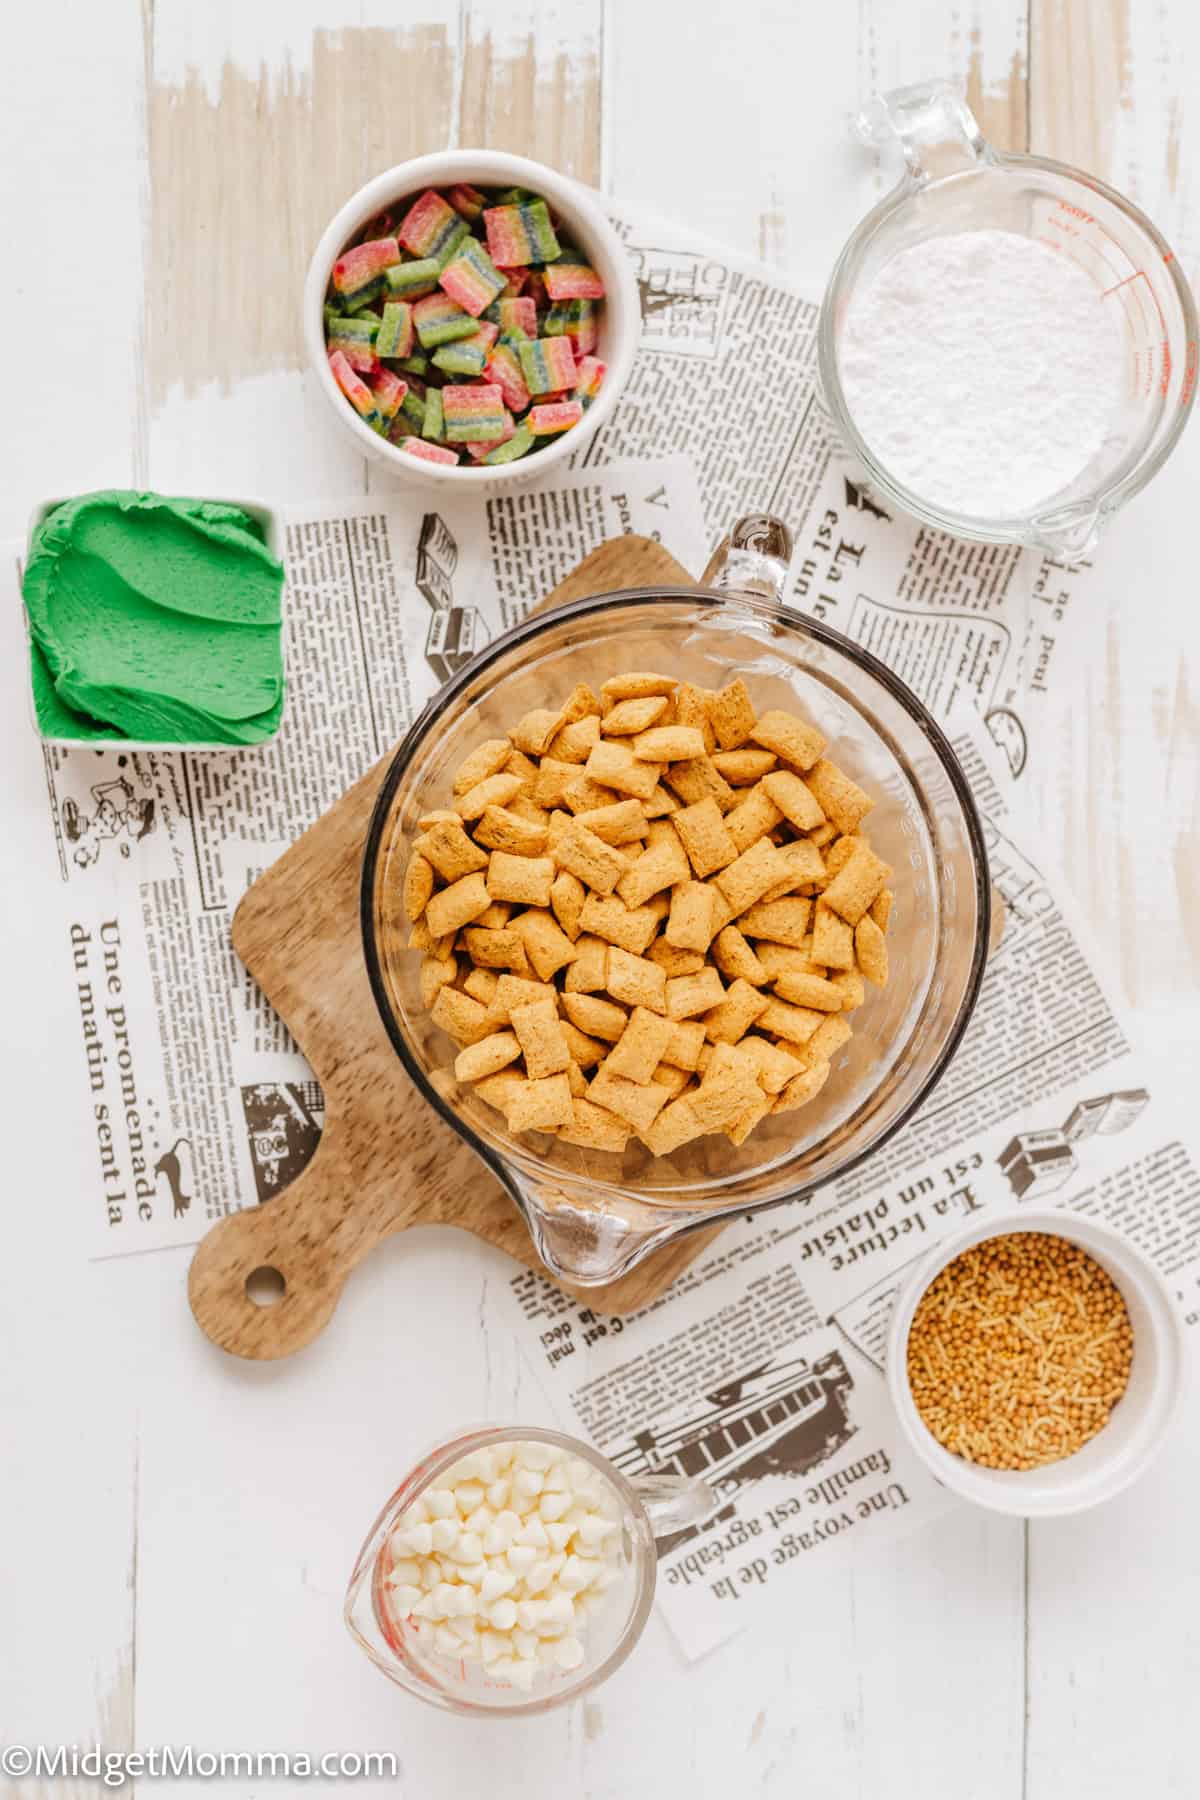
[344,1424,715,1716]
[818,80,1198,561]
[361,512,991,1290]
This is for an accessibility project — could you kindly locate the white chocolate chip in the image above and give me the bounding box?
[515,1442,556,1472]
[447,1531,484,1564]
[486,1477,511,1509]
[388,1557,422,1586]
[544,1522,573,1552]
[506,1544,537,1575]
[425,1489,457,1520]
[389,1583,421,1614]
[430,1518,460,1553]
[514,1516,549,1549]
[480,1568,517,1604]
[393,1521,434,1555]
[512,1467,544,1502]
[538,1491,571,1522]
[556,1636,585,1671]
[455,1481,486,1514]
[487,1596,518,1631]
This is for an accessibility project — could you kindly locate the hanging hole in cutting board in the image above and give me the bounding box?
[245,1265,286,1307]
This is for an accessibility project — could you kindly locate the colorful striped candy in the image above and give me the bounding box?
[332,237,401,296]
[488,296,538,340]
[485,343,532,414]
[466,409,515,457]
[544,298,598,355]
[399,437,461,466]
[463,320,499,355]
[529,400,584,435]
[483,200,560,268]
[518,335,577,396]
[413,292,478,349]
[394,352,430,377]
[384,258,441,300]
[447,182,487,222]
[482,421,535,464]
[375,301,414,359]
[422,388,445,441]
[400,381,427,431]
[370,368,408,422]
[399,190,470,267]
[442,383,508,443]
[440,238,506,317]
[326,316,379,374]
[498,271,529,299]
[574,355,606,409]
[542,258,606,301]
[432,341,488,378]
[329,350,383,429]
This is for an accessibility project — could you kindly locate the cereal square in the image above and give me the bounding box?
[762,768,826,832]
[737,897,812,946]
[810,903,856,971]
[724,783,783,854]
[588,1064,671,1133]
[806,1013,853,1064]
[757,997,825,1045]
[672,797,738,879]
[606,946,668,1015]
[666,966,726,1020]
[510,997,572,1078]
[773,1060,832,1113]
[702,978,770,1045]
[711,925,768,986]
[420,953,457,1010]
[549,714,602,764]
[431,983,492,1046]
[665,881,715,952]
[820,843,890,926]
[454,1030,523,1083]
[760,839,826,899]
[585,739,663,801]
[616,831,690,908]
[772,971,845,1011]
[640,1097,705,1155]
[508,1074,575,1133]
[561,991,629,1042]
[648,940,707,976]
[509,708,564,756]
[749,708,827,771]
[492,973,558,1020]
[606,1007,676,1083]
[630,725,707,763]
[532,756,582,809]
[578,892,660,955]
[707,678,757,750]
[453,738,513,794]
[804,758,875,835]
[572,799,649,845]
[553,820,627,894]
[869,889,894,932]
[419,819,489,880]
[550,869,586,940]
[462,926,529,971]
[456,772,524,820]
[712,748,777,785]
[600,672,677,703]
[715,838,788,915]
[403,851,434,921]
[665,757,737,813]
[486,852,555,907]
[738,1035,805,1094]
[855,915,889,987]
[463,967,498,1006]
[560,1019,607,1067]
[563,934,609,993]
[425,871,492,938]
[660,1020,707,1071]
[559,1096,632,1151]
[474,806,548,856]
[601,695,670,735]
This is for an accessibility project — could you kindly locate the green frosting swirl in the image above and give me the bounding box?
[24,491,285,745]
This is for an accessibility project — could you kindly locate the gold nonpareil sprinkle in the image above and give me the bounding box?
[906,1231,1134,1472]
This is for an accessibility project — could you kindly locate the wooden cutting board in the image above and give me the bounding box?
[188,534,723,1360]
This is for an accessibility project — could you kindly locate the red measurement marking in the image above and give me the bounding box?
[1101,270,1149,298]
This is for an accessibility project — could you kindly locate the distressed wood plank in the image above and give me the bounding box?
[459,0,602,181]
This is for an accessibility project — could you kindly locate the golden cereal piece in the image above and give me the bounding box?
[559,1096,632,1151]
[474,806,548,856]
[724,783,783,854]
[616,830,690,909]
[578,892,660,955]
[509,795,551,830]
[606,1006,676,1083]
[674,682,717,749]
[712,748,777,785]
[504,747,539,787]
[420,953,457,1011]
[761,769,826,832]
[738,896,812,947]
[456,772,524,821]
[508,1073,575,1133]
[572,798,649,845]
[666,881,715,953]
[754,940,825,981]
[560,1019,607,1068]
[664,756,737,813]
[809,821,837,848]
[822,834,862,878]
[606,946,668,1015]
[561,991,629,1042]
[714,838,788,915]
[463,967,499,1006]
[630,725,707,763]
[550,869,586,941]
[641,1096,705,1155]
[738,1035,805,1094]
[601,695,670,736]
[585,739,664,801]
[772,971,844,1011]
[462,926,530,971]
[559,683,600,726]
[855,915,889,987]
[869,888,894,932]
[749,708,827,772]
[711,924,768,986]
[666,966,726,1020]
[403,852,434,921]
[474,901,513,930]
[453,738,513,795]
[473,1069,528,1114]
[651,1063,692,1097]
[417,809,461,831]
[419,820,490,881]
[532,757,583,809]
[725,1092,774,1145]
[702,978,770,1045]
[660,1020,707,1071]
[509,708,566,757]
[511,998,572,1079]
[811,902,856,971]
[510,907,579,980]
[588,1064,671,1133]
[759,839,826,900]
[566,1060,588,1097]
[830,969,865,1010]
[553,821,627,895]
[804,758,874,835]
[563,934,609,993]
[641,785,679,818]
[706,678,757,751]
[686,1044,763,1130]
[426,872,492,939]
[757,998,825,1045]
[486,852,555,908]
[548,714,601,764]
[491,973,558,1021]
[648,939,707,977]
[807,1014,853,1064]
[563,774,617,814]
[600,671,677,703]
[773,1060,831,1113]
[820,843,890,926]
[672,797,738,879]
[431,983,492,1047]
[454,1030,523,1084]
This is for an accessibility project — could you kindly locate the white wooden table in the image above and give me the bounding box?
[4,3,1199,1794]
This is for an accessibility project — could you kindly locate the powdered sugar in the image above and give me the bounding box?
[837,228,1125,519]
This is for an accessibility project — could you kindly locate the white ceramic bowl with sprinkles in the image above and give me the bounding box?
[886,1208,1185,1517]
[304,150,640,485]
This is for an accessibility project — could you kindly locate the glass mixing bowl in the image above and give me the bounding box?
[361,515,991,1288]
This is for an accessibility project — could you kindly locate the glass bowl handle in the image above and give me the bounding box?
[856,79,997,185]
[701,512,794,606]
[630,1472,719,1539]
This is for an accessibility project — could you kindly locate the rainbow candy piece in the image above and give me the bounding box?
[466,409,515,458]
[482,420,535,465]
[518,334,577,396]
[399,437,460,466]
[413,292,478,349]
[375,301,414,359]
[442,382,508,443]
[488,296,538,339]
[332,237,402,296]
[573,355,606,409]
[440,238,506,317]
[483,200,561,268]
[394,352,430,377]
[422,388,445,441]
[544,298,598,355]
[329,350,383,429]
[542,257,606,301]
[370,367,408,422]
[384,258,441,300]
[399,190,470,268]
[497,271,529,299]
[529,400,584,435]
[326,316,379,374]
[432,341,488,378]
[463,320,499,355]
[447,182,487,223]
[400,380,427,431]
[485,342,532,414]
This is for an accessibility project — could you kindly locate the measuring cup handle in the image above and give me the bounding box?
[701,513,794,606]
[857,79,997,184]
[630,1472,719,1539]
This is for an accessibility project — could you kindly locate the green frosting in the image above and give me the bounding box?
[24,491,285,744]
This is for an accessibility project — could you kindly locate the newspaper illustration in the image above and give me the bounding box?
[9,456,707,1257]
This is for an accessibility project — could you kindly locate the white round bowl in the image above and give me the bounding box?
[303,150,640,487]
[885,1207,1185,1517]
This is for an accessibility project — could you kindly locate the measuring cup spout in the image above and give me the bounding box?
[1029,507,1102,565]
[510,1172,710,1289]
